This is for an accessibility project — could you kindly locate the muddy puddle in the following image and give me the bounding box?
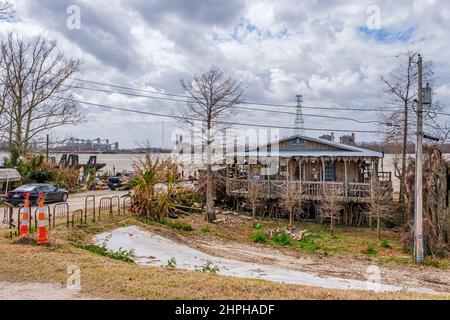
[94,226,435,293]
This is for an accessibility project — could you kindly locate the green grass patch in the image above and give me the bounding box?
[251,230,267,244]
[271,230,292,246]
[364,244,378,256]
[75,236,135,263]
[297,236,320,252]
[380,239,392,249]
[160,219,193,232]
[424,257,450,269]
[200,225,221,237]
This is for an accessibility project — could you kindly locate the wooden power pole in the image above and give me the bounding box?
[46,134,49,162]
[414,54,424,264]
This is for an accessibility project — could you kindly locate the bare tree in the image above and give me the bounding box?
[180,67,242,222]
[0,1,14,21]
[246,180,261,227]
[380,51,433,210]
[0,33,83,164]
[366,180,394,240]
[320,187,343,236]
[279,180,301,227]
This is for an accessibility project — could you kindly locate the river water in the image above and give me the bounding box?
[0,152,433,192]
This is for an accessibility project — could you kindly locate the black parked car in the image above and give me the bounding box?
[6,183,69,206]
[107,176,126,190]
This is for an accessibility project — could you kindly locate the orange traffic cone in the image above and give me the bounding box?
[37,192,48,245]
[19,193,30,238]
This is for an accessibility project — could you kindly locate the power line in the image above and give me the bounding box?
[67,76,400,113]
[63,82,385,124]
[51,95,384,133]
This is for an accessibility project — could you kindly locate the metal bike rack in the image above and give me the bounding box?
[98,197,112,221]
[71,209,84,227]
[85,195,96,222]
[52,203,69,229]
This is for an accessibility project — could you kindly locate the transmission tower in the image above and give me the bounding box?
[293,95,306,136]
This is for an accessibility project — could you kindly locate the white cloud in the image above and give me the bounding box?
[1,0,450,147]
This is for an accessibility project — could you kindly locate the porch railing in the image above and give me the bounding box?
[226,179,372,201]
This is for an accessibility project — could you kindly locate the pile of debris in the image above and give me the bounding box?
[267,227,311,241]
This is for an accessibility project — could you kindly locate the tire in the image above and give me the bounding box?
[62,193,68,202]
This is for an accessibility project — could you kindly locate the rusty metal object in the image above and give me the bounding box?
[98,197,112,221]
[122,195,132,213]
[85,195,96,222]
[111,196,120,215]
[53,203,69,229]
[1,202,14,229]
[71,209,83,227]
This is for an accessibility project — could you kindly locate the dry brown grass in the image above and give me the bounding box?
[0,216,447,300]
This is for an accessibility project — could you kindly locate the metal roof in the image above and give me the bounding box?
[0,169,21,182]
[228,135,383,158]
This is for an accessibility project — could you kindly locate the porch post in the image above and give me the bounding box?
[344,159,348,197]
[370,159,375,201]
[298,158,303,195]
[286,158,289,181]
[321,157,326,196]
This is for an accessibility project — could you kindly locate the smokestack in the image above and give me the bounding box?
[352,132,355,142]
[331,132,335,142]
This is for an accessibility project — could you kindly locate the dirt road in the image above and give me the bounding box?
[0,282,93,300]
[95,226,450,295]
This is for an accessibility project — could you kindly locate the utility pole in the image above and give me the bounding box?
[414,54,424,264]
[46,134,49,162]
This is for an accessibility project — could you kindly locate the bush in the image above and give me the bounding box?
[251,230,267,244]
[200,226,210,233]
[173,188,203,207]
[298,237,320,252]
[380,239,392,249]
[271,230,292,246]
[196,261,220,273]
[364,245,378,256]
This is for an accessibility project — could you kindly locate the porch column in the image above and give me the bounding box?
[298,158,303,195]
[321,157,326,196]
[286,158,289,181]
[344,159,348,197]
[370,159,375,201]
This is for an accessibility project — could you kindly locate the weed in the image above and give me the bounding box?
[297,237,320,252]
[424,257,449,269]
[75,235,135,263]
[251,230,267,244]
[196,261,220,273]
[364,245,378,256]
[380,239,392,249]
[163,220,193,232]
[271,230,292,246]
[200,226,221,237]
[254,223,262,229]
[166,257,177,268]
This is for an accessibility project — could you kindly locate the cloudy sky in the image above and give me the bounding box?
[2,0,450,148]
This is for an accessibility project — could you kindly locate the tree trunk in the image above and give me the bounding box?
[205,127,215,223]
[377,212,381,240]
[289,209,293,227]
[330,217,334,236]
[252,206,256,227]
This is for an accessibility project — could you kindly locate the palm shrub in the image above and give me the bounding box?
[128,153,179,221]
